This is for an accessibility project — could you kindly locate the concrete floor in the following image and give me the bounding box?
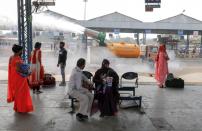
[0,83,202,131]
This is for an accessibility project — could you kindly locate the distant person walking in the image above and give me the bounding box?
[29,42,44,94]
[7,44,33,113]
[155,43,169,88]
[57,42,67,86]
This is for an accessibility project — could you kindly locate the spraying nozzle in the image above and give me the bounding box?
[84,28,106,46]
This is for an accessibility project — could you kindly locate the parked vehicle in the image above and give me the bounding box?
[107,42,140,58]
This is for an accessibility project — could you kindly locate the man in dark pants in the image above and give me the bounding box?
[57,42,67,86]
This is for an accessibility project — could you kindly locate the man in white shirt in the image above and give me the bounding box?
[68,58,94,121]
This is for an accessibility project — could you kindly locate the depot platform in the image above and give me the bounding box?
[0,83,202,131]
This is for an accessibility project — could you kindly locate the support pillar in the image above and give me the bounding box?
[186,34,190,57]
[143,33,146,45]
[137,33,139,45]
[186,34,190,50]
[200,33,202,57]
[82,34,88,49]
[17,0,32,63]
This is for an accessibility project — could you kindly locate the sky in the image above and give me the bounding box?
[0,0,202,22]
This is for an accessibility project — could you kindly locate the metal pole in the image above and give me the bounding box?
[83,0,88,20]
[17,0,26,61]
[17,0,22,45]
[26,0,33,62]
[200,33,202,57]
[17,0,32,63]
[143,33,146,45]
[83,0,88,48]
[137,33,139,45]
[186,34,189,54]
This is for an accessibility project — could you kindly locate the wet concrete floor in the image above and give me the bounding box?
[0,83,202,131]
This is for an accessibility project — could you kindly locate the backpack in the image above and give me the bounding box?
[166,73,174,80]
[165,73,184,88]
[43,73,56,87]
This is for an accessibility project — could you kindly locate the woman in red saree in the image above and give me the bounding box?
[155,44,169,88]
[29,42,44,94]
[7,44,33,113]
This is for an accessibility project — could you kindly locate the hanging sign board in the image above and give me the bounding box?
[145,29,151,33]
[114,29,120,34]
[146,4,160,8]
[145,6,153,12]
[145,0,161,3]
[193,31,199,36]
[178,30,184,35]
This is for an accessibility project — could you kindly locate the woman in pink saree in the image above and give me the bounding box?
[155,44,169,88]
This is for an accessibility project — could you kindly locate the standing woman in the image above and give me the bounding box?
[7,44,33,113]
[155,43,169,88]
[29,42,44,94]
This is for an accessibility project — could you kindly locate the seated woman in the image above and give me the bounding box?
[93,59,119,117]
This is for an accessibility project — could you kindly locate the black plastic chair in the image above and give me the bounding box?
[119,72,138,96]
[83,71,93,81]
[118,72,142,108]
